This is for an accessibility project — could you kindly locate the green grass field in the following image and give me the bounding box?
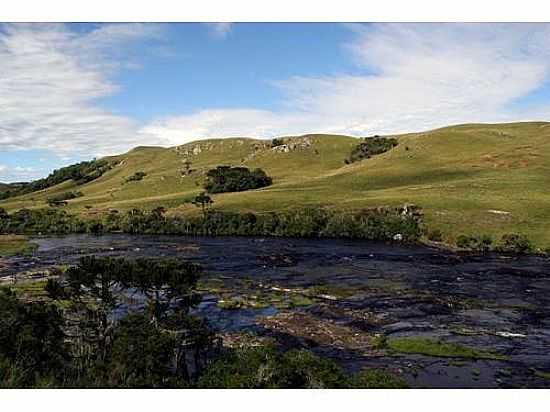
[2,122,550,247]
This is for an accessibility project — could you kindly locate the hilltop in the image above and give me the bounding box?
[2,122,550,246]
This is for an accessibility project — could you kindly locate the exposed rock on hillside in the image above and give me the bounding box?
[271,136,313,153]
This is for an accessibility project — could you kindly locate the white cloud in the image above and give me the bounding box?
[146,23,550,144]
[0,23,165,156]
[203,23,233,39]
[3,23,550,161]
[0,164,44,182]
[142,108,318,144]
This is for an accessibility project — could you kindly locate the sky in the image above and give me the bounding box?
[1,22,550,182]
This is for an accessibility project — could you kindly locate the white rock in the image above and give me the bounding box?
[495,331,527,338]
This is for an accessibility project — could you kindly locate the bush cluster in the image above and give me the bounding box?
[125,171,147,183]
[456,232,534,254]
[496,233,533,254]
[47,191,83,207]
[345,136,398,164]
[204,166,272,193]
[198,345,407,389]
[456,234,493,252]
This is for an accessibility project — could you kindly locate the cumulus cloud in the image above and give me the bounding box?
[203,23,233,39]
[0,164,44,182]
[0,23,165,156]
[3,23,550,160]
[146,23,550,144]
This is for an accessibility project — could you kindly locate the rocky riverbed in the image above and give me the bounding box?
[1,233,550,388]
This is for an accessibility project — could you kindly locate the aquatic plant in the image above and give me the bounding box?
[387,337,507,360]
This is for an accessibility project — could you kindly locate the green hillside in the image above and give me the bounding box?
[2,122,550,247]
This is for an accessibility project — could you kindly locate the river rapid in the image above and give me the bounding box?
[1,234,550,388]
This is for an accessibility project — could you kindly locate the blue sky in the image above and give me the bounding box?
[1,23,550,182]
[99,23,359,121]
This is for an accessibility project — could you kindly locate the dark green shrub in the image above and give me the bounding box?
[47,191,83,204]
[107,313,177,388]
[271,138,284,147]
[197,345,407,389]
[427,229,443,242]
[197,346,347,388]
[45,279,67,300]
[346,136,398,164]
[125,171,147,182]
[204,166,272,193]
[0,289,69,386]
[456,234,493,252]
[278,349,348,388]
[348,369,408,388]
[496,233,533,254]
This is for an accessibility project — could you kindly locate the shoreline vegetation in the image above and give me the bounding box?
[0,204,424,242]
[0,204,539,255]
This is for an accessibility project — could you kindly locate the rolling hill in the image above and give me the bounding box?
[2,122,550,247]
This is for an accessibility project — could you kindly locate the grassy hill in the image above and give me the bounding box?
[2,122,550,247]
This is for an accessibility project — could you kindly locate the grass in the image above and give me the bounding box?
[387,337,507,360]
[0,235,37,257]
[348,369,408,389]
[4,122,550,247]
[9,280,48,300]
[532,368,550,380]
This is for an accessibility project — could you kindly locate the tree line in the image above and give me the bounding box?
[0,160,112,200]
[0,205,423,242]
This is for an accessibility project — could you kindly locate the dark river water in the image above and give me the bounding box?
[1,234,550,388]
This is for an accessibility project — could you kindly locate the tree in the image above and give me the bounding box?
[128,258,208,379]
[108,313,177,387]
[64,256,133,362]
[45,278,67,300]
[0,288,69,386]
[130,258,202,323]
[204,166,272,193]
[192,192,213,217]
[59,257,212,382]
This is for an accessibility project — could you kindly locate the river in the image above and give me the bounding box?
[1,233,550,388]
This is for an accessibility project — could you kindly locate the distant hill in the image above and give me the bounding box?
[2,122,550,246]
